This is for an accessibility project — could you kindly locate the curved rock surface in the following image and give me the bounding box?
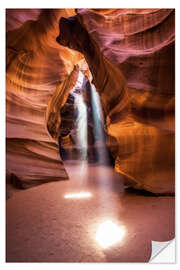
[6,9,83,189]
[57,8,175,194]
[6,9,175,194]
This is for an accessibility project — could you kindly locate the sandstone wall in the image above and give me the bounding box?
[6,9,82,188]
[57,9,175,194]
[6,9,175,193]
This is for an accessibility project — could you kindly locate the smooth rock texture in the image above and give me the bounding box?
[6,9,83,189]
[6,9,175,194]
[57,9,175,194]
[5,8,175,263]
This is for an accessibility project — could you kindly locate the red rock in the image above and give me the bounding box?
[57,9,175,194]
[6,9,175,194]
[6,9,82,189]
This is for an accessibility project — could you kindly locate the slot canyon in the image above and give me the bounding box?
[6,8,175,262]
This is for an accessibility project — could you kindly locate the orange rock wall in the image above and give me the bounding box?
[6,9,175,194]
[80,9,175,194]
[6,9,82,188]
[57,8,175,193]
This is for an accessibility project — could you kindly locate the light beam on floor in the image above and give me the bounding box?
[64,192,92,199]
[96,220,125,248]
[90,80,124,231]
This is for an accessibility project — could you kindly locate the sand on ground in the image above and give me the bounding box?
[6,161,175,262]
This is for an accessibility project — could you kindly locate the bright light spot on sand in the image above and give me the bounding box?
[96,220,125,248]
[64,192,92,199]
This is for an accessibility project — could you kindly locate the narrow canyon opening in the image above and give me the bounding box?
[58,70,114,166]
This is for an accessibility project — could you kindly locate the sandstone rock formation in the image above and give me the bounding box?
[6,9,83,189]
[6,9,175,194]
[57,8,175,194]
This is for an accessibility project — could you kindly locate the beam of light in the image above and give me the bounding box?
[64,192,92,199]
[71,72,88,161]
[96,220,125,248]
[90,84,109,165]
[74,93,87,160]
[91,84,104,124]
[90,78,124,218]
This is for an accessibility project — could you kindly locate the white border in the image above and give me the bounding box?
[1,1,179,268]
[0,0,177,8]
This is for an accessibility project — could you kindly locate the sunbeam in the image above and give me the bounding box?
[71,71,88,161]
[90,83,109,165]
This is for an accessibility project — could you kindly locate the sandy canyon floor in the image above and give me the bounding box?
[6,161,175,262]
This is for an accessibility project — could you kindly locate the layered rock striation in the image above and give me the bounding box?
[6,8,175,194]
[57,9,175,194]
[6,9,83,189]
